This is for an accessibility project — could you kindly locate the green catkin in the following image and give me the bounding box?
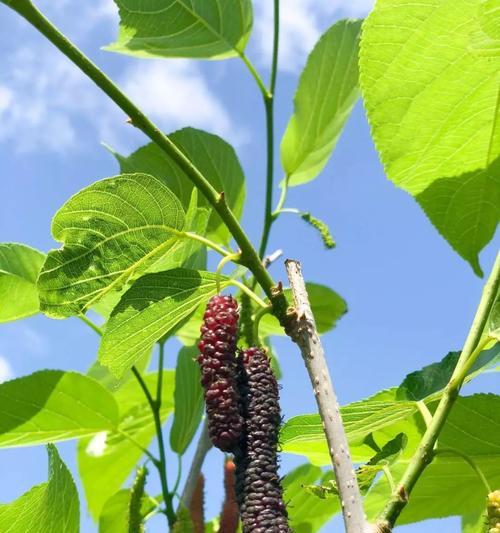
[487,491,500,533]
[301,213,335,249]
[128,466,148,533]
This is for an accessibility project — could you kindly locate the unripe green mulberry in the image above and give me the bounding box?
[487,491,500,533]
[235,347,290,533]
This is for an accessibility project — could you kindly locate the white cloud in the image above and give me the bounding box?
[252,0,374,72]
[121,60,233,140]
[0,356,13,383]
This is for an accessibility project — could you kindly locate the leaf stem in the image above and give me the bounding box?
[181,231,232,257]
[78,314,104,336]
[377,253,500,530]
[5,0,286,313]
[253,304,273,343]
[216,252,242,293]
[240,53,270,99]
[229,279,268,309]
[433,447,491,493]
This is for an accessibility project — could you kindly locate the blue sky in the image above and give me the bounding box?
[0,1,498,532]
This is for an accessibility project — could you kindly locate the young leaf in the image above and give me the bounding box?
[170,345,204,454]
[99,269,230,378]
[79,371,174,519]
[0,370,118,447]
[108,128,246,245]
[281,19,362,186]
[0,243,45,323]
[106,0,253,60]
[397,344,500,401]
[282,463,338,532]
[359,0,500,275]
[488,291,500,341]
[259,282,347,337]
[38,173,185,318]
[364,394,500,524]
[0,444,79,533]
[281,388,421,465]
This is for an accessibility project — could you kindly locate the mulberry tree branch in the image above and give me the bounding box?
[285,259,370,533]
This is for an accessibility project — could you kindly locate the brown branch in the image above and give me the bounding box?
[285,259,370,533]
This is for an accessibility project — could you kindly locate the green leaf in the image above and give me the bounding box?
[38,173,186,318]
[415,159,500,276]
[364,394,500,524]
[170,345,204,454]
[0,444,79,533]
[488,291,500,341]
[108,128,245,245]
[462,511,487,533]
[0,243,45,323]
[107,0,253,59]
[281,19,362,186]
[359,0,500,275]
[281,388,422,465]
[79,371,174,519]
[0,370,118,447]
[99,269,229,378]
[282,463,338,532]
[397,345,500,401]
[260,282,347,337]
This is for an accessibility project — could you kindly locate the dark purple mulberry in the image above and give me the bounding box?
[235,347,290,533]
[198,295,243,452]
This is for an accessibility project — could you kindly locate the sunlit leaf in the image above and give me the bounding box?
[107,0,253,59]
[79,371,174,519]
[281,19,362,186]
[0,444,79,533]
[99,269,230,377]
[108,128,245,245]
[170,345,204,454]
[38,173,185,317]
[0,370,118,447]
[0,243,45,323]
[359,0,500,275]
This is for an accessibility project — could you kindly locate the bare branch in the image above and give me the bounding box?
[285,259,370,533]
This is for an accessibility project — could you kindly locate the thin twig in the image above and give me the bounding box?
[178,420,212,512]
[285,259,370,533]
[377,252,500,530]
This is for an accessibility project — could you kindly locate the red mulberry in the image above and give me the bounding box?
[235,347,290,533]
[198,295,243,452]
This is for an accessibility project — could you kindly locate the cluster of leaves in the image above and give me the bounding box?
[0,0,498,531]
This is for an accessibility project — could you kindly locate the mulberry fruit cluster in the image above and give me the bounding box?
[487,490,500,533]
[235,347,290,533]
[198,295,243,452]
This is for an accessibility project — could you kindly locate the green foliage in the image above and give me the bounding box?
[106,0,253,59]
[281,19,362,186]
[0,243,45,323]
[0,370,118,447]
[170,345,204,454]
[397,345,500,401]
[304,433,407,499]
[260,282,347,337]
[78,371,174,519]
[99,269,229,377]
[281,388,421,465]
[282,463,338,532]
[359,0,500,275]
[38,173,186,318]
[489,292,500,341]
[108,128,245,245]
[364,394,500,524]
[0,445,79,533]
